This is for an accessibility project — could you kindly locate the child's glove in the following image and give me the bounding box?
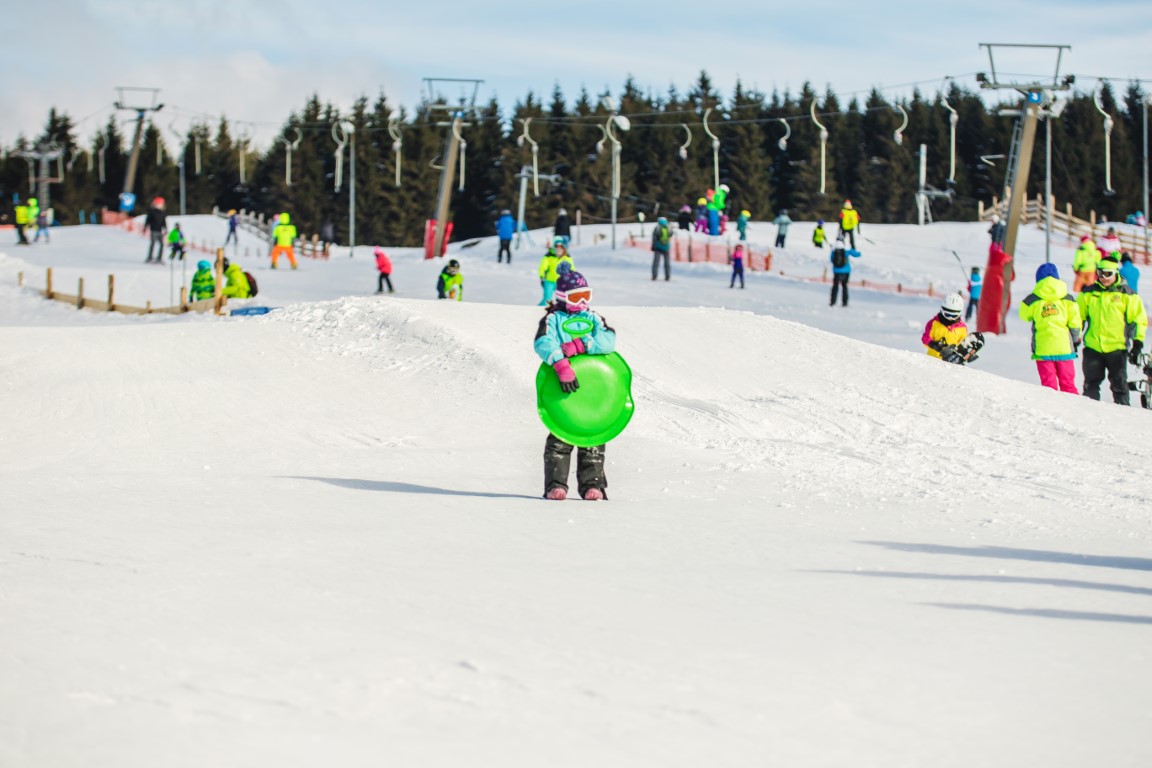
[553,359,579,393]
[560,338,586,357]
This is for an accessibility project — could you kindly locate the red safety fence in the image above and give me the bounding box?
[627,233,939,297]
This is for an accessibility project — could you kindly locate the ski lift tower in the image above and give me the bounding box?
[15,138,65,213]
[976,44,1073,258]
[423,77,483,259]
[113,87,163,213]
[974,43,1073,334]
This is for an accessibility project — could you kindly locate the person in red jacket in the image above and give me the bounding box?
[374,246,394,293]
[976,242,1015,335]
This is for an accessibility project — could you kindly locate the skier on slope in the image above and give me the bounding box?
[829,237,861,307]
[534,268,617,501]
[1018,263,1081,394]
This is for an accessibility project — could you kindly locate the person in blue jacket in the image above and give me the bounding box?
[966,266,982,321]
[1120,253,1140,294]
[496,209,515,264]
[829,237,861,307]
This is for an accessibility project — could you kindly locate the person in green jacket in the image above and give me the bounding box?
[1018,263,1082,393]
[167,223,186,260]
[13,200,30,245]
[437,259,463,301]
[1071,235,1101,292]
[537,238,573,306]
[221,258,252,299]
[189,260,216,301]
[271,212,298,269]
[26,198,40,244]
[1075,255,1148,404]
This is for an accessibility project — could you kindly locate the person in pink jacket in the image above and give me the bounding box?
[374,246,394,294]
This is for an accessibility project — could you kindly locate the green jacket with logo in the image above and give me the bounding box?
[1075,280,1147,354]
[1018,276,1082,360]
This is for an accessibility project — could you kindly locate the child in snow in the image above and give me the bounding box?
[694,198,708,233]
[737,210,750,241]
[1018,263,1081,393]
[730,244,745,288]
[813,219,826,248]
[374,246,394,294]
[534,268,617,501]
[189,260,216,301]
[966,267,982,321]
[437,259,463,301]
[538,238,573,305]
[922,293,968,360]
[167,223,186,261]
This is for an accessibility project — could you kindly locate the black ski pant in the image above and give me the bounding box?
[498,238,512,263]
[377,273,394,292]
[775,233,787,248]
[15,224,28,245]
[147,231,164,261]
[830,273,849,306]
[1082,347,1130,405]
[544,433,606,498]
[966,297,979,322]
[838,228,857,250]
[652,250,670,280]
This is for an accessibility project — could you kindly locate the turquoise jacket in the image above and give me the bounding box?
[534,308,617,366]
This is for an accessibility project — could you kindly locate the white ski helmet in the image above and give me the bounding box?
[941,292,964,319]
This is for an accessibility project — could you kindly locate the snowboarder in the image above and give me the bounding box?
[534,268,617,501]
[730,244,745,289]
[1076,255,1148,405]
[923,293,969,360]
[966,267,982,322]
[812,219,826,249]
[189,260,216,301]
[651,216,672,281]
[773,209,792,248]
[496,209,515,263]
[1018,263,1082,394]
[829,238,861,307]
[374,246,394,294]
[437,259,463,301]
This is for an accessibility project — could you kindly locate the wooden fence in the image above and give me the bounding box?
[980,196,1151,263]
[19,248,232,316]
[212,208,330,259]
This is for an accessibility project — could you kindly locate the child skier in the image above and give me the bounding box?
[730,244,745,288]
[374,246,394,294]
[537,238,573,306]
[167,223,186,261]
[534,268,617,500]
[813,219,826,248]
[189,260,216,301]
[437,259,463,301]
[922,293,968,360]
[1018,263,1081,393]
[966,267,982,321]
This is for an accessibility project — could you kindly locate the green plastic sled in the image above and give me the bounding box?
[536,352,635,447]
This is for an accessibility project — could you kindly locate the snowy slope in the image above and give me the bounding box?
[2,220,1152,767]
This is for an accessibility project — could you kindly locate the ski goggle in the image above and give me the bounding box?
[1097,269,1118,279]
[556,287,592,307]
[941,309,961,321]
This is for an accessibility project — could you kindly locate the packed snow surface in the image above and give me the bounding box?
[2,215,1151,767]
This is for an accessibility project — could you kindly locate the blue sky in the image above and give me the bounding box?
[3,0,1150,150]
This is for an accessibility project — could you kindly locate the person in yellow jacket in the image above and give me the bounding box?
[1018,263,1082,393]
[437,259,463,301]
[1071,234,1100,292]
[13,200,30,245]
[537,238,573,306]
[1075,255,1148,404]
[921,293,968,359]
[838,200,860,250]
[221,258,252,298]
[270,212,298,269]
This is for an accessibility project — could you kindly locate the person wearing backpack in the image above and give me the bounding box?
[651,216,673,281]
[221,258,252,299]
[829,238,861,307]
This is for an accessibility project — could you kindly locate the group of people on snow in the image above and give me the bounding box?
[10,197,50,244]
